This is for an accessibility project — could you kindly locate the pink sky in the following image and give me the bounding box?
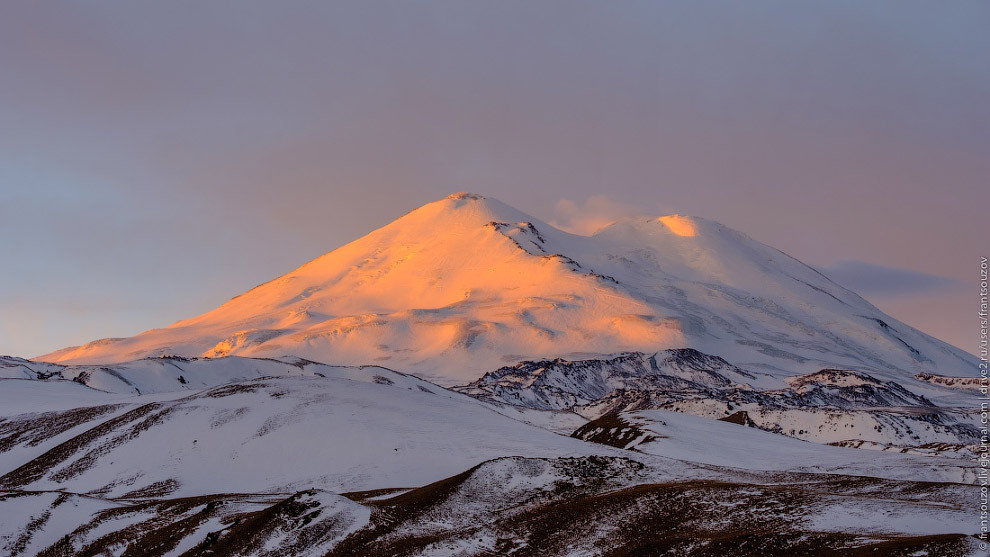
[0,2,986,357]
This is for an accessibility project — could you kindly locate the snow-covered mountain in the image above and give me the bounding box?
[7,193,985,555]
[0,357,979,555]
[459,349,982,458]
[0,357,611,499]
[37,193,975,387]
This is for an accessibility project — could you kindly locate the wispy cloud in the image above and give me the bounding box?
[550,195,674,236]
[819,260,965,298]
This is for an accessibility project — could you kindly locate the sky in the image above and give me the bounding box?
[1,1,987,358]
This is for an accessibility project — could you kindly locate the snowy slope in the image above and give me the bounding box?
[323,455,978,556]
[0,488,371,557]
[0,366,616,498]
[36,193,976,386]
[573,409,975,483]
[2,355,982,555]
[462,349,983,457]
[6,192,984,555]
[4,455,979,557]
[1,355,973,489]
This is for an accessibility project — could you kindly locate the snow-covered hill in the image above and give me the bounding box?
[0,358,612,498]
[0,357,980,555]
[37,193,976,387]
[572,409,975,481]
[4,455,979,556]
[7,193,984,554]
[460,349,983,457]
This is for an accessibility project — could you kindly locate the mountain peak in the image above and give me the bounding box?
[656,214,698,237]
[445,191,486,201]
[592,213,729,241]
[386,192,544,236]
[37,194,975,386]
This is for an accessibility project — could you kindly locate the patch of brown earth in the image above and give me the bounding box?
[0,404,161,489]
[571,414,659,450]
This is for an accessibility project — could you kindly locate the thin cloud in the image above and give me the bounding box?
[550,195,674,236]
[819,260,965,298]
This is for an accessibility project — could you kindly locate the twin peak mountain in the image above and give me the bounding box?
[40,192,973,386]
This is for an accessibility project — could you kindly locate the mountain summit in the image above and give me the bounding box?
[39,192,974,385]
